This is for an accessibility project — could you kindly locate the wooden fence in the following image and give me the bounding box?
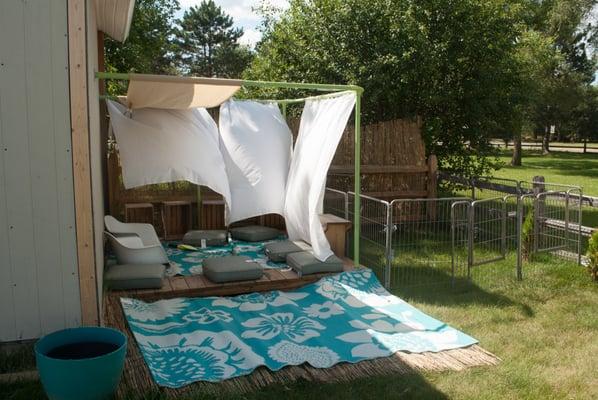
[107,117,436,231]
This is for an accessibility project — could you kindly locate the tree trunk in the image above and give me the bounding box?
[584,137,587,154]
[511,133,522,166]
[542,126,550,155]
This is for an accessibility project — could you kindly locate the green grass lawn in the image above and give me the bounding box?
[489,150,598,227]
[3,255,597,400]
[493,149,598,196]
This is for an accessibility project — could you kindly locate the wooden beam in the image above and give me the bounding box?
[68,0,99,325]
[329,164,429,175]
[365,190,429,199]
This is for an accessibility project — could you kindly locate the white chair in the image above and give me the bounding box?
[104,231,169,265]
[104,215,161,247]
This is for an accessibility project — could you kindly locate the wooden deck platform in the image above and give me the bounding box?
[110,259,356,301]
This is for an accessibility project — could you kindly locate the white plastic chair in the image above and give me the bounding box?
[104,231,169,265]
[104,215,161,247]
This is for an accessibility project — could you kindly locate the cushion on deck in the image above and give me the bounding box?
[229,225,280,242]
[183,230,228,247]
[105,263,165,290]
[203,255,264,283]
[287,251,344,277]
[264,240,312,263]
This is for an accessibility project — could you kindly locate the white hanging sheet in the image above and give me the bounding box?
[106,100,231,207]
[219,99,293,224]
[284,92,356,261]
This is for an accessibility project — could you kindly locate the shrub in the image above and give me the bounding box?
[586,230,598,281]
[521,210,534,261]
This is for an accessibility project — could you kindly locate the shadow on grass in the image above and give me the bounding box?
[391,265,534,318]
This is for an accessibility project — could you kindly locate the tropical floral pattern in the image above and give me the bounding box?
[162,237,287,276]
[241,313,325,342]
[122,269,478,388]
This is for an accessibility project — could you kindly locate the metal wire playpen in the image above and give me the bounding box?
[324,176,582,290]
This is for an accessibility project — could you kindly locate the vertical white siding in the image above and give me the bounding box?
[0,0,80,341]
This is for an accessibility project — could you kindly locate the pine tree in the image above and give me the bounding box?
[175,0,251,78]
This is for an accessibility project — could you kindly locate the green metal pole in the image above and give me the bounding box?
[196,185,202,229]
[281,103,287,119]
[354,92,361,266]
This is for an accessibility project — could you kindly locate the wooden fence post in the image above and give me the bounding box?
[106,146,121,218]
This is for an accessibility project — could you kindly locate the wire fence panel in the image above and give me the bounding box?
[470,197,507,266]
[324,188,349,220]
[389,198,469,289]
[347,192,390,283]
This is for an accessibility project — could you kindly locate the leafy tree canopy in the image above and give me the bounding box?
[247,0,527,177]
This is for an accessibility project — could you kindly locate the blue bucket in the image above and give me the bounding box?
[35,327,127,400]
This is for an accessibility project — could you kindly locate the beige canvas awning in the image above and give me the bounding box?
[125,74,242,110]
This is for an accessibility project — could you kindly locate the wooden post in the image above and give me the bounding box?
[68,0,99,326]
[106,148,122,218]
[97,30,111,214]
[532,176,545,253]
[427,155,438,219]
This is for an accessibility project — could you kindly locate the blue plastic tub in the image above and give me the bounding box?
[35,327,127,400]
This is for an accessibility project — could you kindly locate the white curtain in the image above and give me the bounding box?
[219,99,293,224]
[284,92,356,261]
[106,100,231,207]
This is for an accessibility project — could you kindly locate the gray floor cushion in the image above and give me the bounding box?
[105,263,165,290]
[230,225,281,242]
[203,255,264,283]
[287,251,344,277]
[183,230,228,247]
[264,240,312,263]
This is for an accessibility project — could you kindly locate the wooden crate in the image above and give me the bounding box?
[161,201,192,240]
[320,214,352,257]
[200,200,226,229]
[124,203,154,225]
[260,214,286,230]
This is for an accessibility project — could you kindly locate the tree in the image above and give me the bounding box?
[520,0,597,154]
[509,29,564,165]
[175,0,252,77]
[104,0,180,93]
[247,0,524,178]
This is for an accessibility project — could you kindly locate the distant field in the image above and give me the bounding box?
[492,150,598,226]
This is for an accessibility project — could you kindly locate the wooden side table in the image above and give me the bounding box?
[320,213,352,257]
[161,201,192,240]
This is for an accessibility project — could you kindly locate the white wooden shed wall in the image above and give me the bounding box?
[0,0,81,341]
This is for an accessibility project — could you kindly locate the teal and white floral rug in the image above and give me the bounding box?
[121,268,478,388]
[163,237,288,276]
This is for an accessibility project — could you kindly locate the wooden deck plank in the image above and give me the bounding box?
[265,269,286,282]
[107,261,359,301]
[183,275,205,290]
[170,277,190,291]
[278,268,299,280]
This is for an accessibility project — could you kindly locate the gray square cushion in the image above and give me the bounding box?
[105,264,165,290]
[264,240,312,263]
[287,251,344,276]
[183,230,228,247]
[230,225,280,242]
[203,256,264,283]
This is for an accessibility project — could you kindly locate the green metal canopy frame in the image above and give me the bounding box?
[95,71,363,265]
